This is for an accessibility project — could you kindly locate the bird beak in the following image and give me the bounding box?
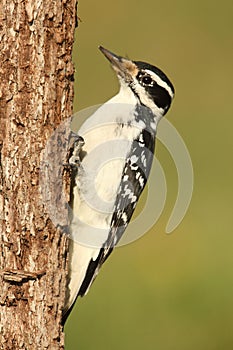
[99,46,138,81]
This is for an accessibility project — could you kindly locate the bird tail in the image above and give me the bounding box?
[63,240,102,317]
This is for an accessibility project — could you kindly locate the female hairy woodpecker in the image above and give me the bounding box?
[64,46,175,316]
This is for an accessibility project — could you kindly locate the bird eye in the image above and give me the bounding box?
[141,75,153,86]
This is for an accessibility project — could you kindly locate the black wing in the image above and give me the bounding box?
[77,127,156,297]
[103,127,156,257]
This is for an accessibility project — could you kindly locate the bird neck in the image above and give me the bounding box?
[107,80,138,105]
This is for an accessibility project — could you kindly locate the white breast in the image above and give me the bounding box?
[71,86,142,247]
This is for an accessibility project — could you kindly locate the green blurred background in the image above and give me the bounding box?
[65,0,233,349]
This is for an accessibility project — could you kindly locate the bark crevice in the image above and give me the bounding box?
[0,1,78,348]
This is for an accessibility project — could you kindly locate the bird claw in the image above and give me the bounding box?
[64,132,85,169]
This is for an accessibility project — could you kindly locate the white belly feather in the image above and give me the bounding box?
[66,88,142,311]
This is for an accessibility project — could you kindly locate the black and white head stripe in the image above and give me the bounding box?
[134,61,175,113]
[135,61,175,96]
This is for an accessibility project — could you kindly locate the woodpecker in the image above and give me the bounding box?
[64,46,175,316]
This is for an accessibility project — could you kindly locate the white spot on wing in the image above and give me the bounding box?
[122,212,128,223]
[138,134,145,147]
[130,164,138,170]
[141,153,147,167]
[139,176,144,187]
[130,155,138,163]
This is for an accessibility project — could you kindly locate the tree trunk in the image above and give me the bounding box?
[0,0,77,348]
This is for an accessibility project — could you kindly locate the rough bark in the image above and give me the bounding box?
[0,0,77,348]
